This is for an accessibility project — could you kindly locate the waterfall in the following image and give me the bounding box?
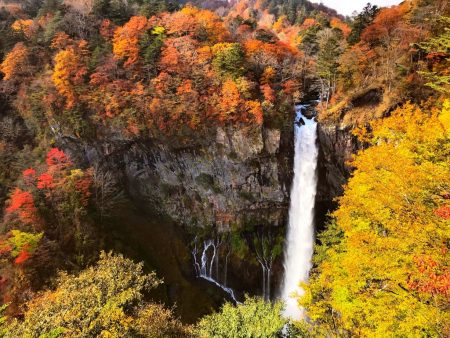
[281,104,318,319]
[192,238,239,304]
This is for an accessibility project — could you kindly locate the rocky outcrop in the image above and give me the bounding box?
[58,107,362,302]
[317,123,356,201]
[61,124,294,230]
[315,120,362,228]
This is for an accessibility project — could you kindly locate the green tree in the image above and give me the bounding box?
[196,297,286,338]
[93,0,133,24]
[93,0,111,17]
[348,3,379,45]
[418,16,450,94]
[299,24,321,56]
[138,0,178,17]
[140,26,165,78]
[316,28,345,106]
[212,43,245,79]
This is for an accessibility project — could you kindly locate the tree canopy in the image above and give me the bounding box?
[302,101,450,337]
[196,297,286,338]
[4,251,192,337]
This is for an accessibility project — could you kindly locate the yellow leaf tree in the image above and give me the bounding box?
[302,101,450,337]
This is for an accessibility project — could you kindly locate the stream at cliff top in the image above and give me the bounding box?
[280,104,318,319]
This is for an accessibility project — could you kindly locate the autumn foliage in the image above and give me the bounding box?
[330,18,351,38]
[5,189,39,226]
[303,102,450,336]
[409,255,450,297]
[113,16,150,68]
[0,0,329,146]
[52,42,88,108]
[14,249,31,265]
[0,42,30,81]
[11,19,37,39]
[435,205,450,220]
[0,148,93,306]
[11,4,304,136]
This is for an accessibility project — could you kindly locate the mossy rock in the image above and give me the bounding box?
[195,173,222,193]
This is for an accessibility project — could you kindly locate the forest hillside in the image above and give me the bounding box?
[0,0,448,337]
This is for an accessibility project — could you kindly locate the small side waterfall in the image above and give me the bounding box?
[192,238,239,304]
[281,104,318,319]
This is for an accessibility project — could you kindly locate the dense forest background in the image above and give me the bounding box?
[0,0,448,336]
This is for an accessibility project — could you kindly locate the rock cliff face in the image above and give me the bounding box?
[316,123,360,201]
[60,108,361,233]
[58,108,360,302]
[61,124,294,230]
[315,120,362,228]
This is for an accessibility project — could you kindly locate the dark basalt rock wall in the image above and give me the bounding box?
[58,124,295,302]
[56,104,361,303]
[315,121,362,229]
[58,99,359,233]
[60,124,294,231]
[59,109,360,246]
[317,123,357,201]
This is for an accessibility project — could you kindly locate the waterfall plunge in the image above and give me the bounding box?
[281,104,318,319]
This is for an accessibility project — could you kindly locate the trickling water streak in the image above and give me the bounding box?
[281,104,318,319]
[192,238,239,304]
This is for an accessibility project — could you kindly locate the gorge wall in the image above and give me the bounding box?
[315,121,362,230]
[60,118,359,232]
[57,107,360,304]
[60,124,295,231]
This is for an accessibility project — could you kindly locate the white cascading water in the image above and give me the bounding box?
[192,239,239,303]
[281,104,318,319]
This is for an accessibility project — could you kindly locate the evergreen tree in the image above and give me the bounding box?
[317,28,344,105]
[348,3,379,45]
